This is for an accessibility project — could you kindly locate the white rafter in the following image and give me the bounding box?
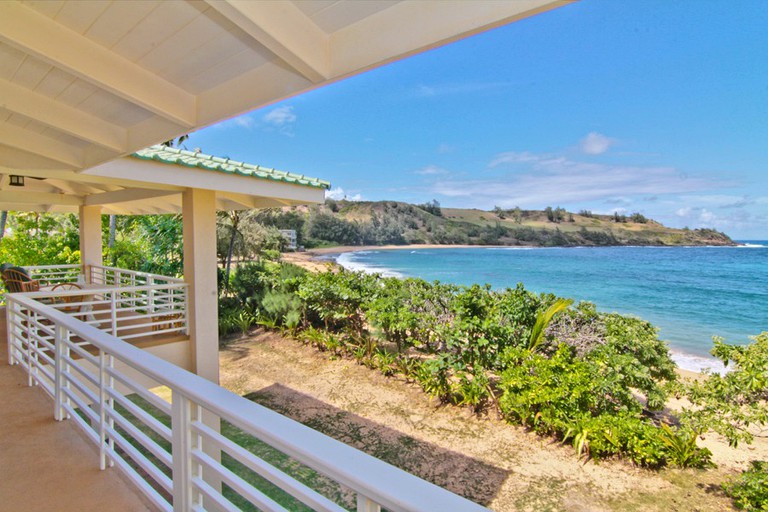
[203,0,329,83]
[0,123,83,168]
[0,1,196,128]
[0,190,83,206]
[0,78,127,153]
[84,188,179,206]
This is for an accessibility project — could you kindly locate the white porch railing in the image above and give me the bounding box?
[26,263,82,286]
[6,294,488,512]
[90,265,186,288]
[22,265,188,341]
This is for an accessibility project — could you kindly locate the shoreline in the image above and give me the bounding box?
[305,243,507,256]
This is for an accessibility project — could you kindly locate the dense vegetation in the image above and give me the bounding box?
[217,258,767,506]
[218,256,764,471]
[0,211,287,279]
[277,200,734,248]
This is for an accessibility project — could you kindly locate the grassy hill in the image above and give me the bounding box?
[289,200,735,248]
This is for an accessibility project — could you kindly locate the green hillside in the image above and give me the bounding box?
[273,200,735,248]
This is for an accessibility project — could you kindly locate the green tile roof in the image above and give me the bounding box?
[131,145,330,190]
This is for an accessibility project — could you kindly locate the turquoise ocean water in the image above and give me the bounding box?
[333,242,768,373]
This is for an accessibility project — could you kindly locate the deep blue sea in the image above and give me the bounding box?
[333,242,768,373]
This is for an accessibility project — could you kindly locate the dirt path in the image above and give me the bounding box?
[219,330,765,512]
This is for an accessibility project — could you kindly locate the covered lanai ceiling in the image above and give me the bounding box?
[0,0,573,211]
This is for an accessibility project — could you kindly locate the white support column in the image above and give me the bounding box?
[79,205,103,282]
[182,188,219,383]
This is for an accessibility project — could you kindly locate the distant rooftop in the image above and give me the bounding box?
[131,145,330,190]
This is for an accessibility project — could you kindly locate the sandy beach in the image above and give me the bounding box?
[282,244,505,273]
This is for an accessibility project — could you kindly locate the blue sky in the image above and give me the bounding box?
[187,0,768,239]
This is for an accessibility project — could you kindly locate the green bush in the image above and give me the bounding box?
[230,261,272,308]
[723,461,768,511]
[296,270,377,332]
[682,332,768,447]
[242,264,719,469]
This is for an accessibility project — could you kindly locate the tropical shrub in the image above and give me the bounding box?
[237,264,723,468]
[295,270,377,332]
[723,461,768,511]
[681,332,768,447]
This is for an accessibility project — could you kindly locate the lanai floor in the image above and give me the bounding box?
[0,308,153,511]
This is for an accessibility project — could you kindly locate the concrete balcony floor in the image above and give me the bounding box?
[0,311,154,511]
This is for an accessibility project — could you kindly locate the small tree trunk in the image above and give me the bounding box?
[224,212,240,288]
[0,211,7,241]
[108,215,117,248]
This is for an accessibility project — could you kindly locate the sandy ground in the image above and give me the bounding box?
[219,329,768,512]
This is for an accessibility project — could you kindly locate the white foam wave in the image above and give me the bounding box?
[336,252,404,278]
[670,350,727,375]
[737,243,767,248]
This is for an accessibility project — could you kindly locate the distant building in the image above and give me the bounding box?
[279,229,297,250]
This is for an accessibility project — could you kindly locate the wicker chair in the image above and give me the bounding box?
[2,267,40,293]
[51,282,84,313]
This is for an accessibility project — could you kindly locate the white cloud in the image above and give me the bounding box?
[263,106,297,127]
[326,187,363,201]
[489,151,542,167]
[671,205,764,233]
[579,132,615,155]
[676,207,716,224]
[428,150,729,210]
[235,116,256,129]
[211,114,256,130]
[413,81,514,98]
[415,165,448,175]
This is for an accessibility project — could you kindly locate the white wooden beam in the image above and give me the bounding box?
[85,188,179,206]
[0,79,127,153]
[0,190,83,206]
[86,157,326,205]
[218,191,295,209]
[0,2,196,128]
[204,0,329,83]
[0,123,83,168]
[330,0,574,78]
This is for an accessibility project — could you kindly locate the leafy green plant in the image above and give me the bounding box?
[657,423,713,469]
[372,349,397,376]
[527,297,573,351]
[454,369,490,412]
[723,460,768,511]
[682,332,768,447]
[414,358,453,402]
[234,309,257,335]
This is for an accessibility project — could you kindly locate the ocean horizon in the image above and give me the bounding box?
[331,241,768,374]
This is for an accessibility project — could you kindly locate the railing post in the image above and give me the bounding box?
[182,285,189,336]
[171,391,201,510]
[357,495,382,512]
[54,324,65,421]
[25,310,33,386]
[107,354,115,466]
[110,291,118,336]
[148,276,155,315]
[6,299,17,365]
[98,349,108,470]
